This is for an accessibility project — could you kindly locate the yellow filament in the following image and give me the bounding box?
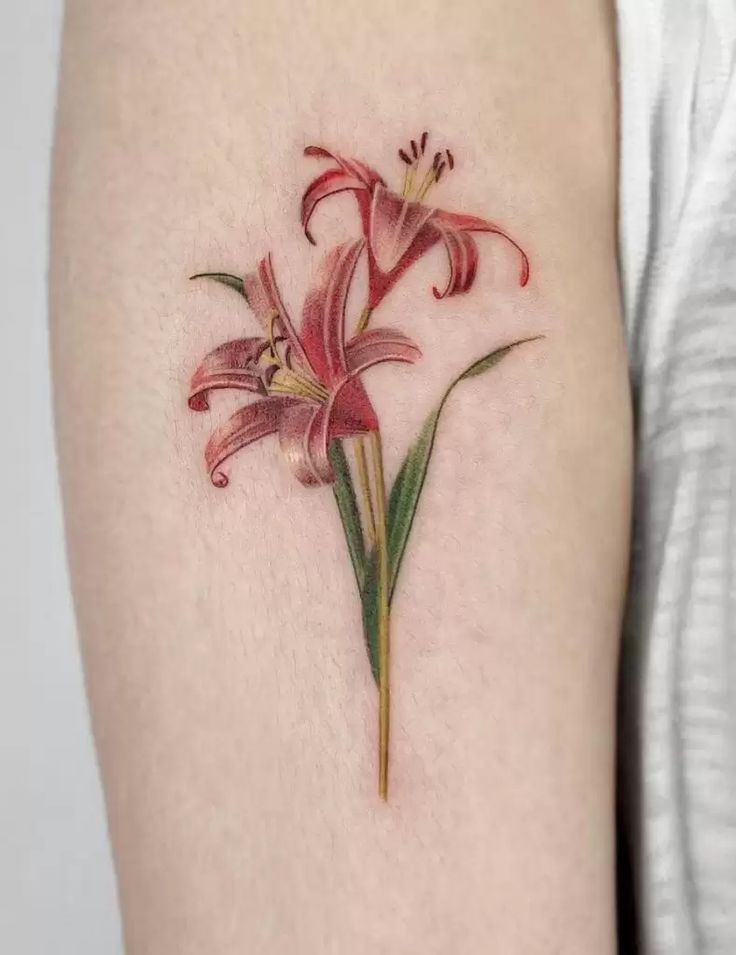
[355,306,372,336]
[404,165,416,199]
[269,371,328,402]
[260,310,330,403]
[415,168,438,203]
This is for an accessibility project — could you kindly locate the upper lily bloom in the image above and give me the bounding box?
[301,132,530,310]
[189,240,421,487]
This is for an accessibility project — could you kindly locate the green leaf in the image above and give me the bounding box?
[328,440,366,593]
[386,337,541,598]
[330,440,380,681]
[360,337,540,686]
[361,551,381,684]
[189,272,248,299]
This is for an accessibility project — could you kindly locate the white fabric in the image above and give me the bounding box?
[616,2,736,953]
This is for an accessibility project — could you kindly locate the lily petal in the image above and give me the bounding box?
[204,396,298,487]
[188,337,270,411]
[328,376,379,437]
[304,146,384,189]
[243,254,312,370]
[345,328,422,374]
[433,211,530,289]
[429,219,480,299]
[278,401,333,487]
[369,184,436,274]
[300,239,365,384]
[278,375,378,487]
[301,169,371,245]
[301,146,384,244]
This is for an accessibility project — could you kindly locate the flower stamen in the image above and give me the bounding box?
[269,369,329,402]
[398,133,456,202]
[266,309,283,364]
[254,308,329,401]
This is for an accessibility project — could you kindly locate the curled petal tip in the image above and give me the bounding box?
[519,258,530,287]
[211,471,229,488]
[188,394,209,412]
[508,239,530,286]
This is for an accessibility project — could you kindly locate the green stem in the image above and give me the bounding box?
[354,436,377,549]
[369,430,391,801]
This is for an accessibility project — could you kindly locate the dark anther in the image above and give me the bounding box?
[411,139,419,159]
[262,364,278,389]
[398,148,412,165]
[255,339,273,363]
[435,160,447,182]
[431,151,442,170]
[446,149,455,170]
[420,131,428,154]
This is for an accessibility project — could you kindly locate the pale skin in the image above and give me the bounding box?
[51,1,631,952]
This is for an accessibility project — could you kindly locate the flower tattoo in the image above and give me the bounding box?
[301,134,529,313]
[188,132,537,800]
[189,242,420,487]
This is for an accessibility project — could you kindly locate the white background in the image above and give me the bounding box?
[1,3,124,952]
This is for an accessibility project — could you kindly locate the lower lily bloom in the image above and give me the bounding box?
[301,134,530,310]
[189,240,421,487]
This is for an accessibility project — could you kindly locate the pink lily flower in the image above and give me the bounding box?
[301,132,530,310]
[189,240,421,487]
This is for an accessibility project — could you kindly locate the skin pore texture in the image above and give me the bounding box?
[51,1,630,953]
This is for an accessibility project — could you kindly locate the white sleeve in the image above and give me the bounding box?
[616,2,736,953]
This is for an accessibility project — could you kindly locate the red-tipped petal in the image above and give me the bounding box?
[204,396,297,487]
[303,145,384,189]
[368,184,436,274]
[278,401,333,487]
[278,376,378,488]
[344,327,422,374]
[430,220,480,299]
[304,145,334,160]
[299,239,365,384]
[434,211,530,288]
[328,375,379,437]
[301,145,385,244]
[188,338,269,411]
[301,169,371,245]
[242,254,312,371]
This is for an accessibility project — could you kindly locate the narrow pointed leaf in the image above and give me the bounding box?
[189,272,248,299]
[386,337,541,597]
[360,336,540,686]
[361,551,381,684]
[328,440,366,593]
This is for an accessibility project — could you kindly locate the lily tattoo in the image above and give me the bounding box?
[188,132,537,800]
[301,133,529,318]
[189,242,420,487]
